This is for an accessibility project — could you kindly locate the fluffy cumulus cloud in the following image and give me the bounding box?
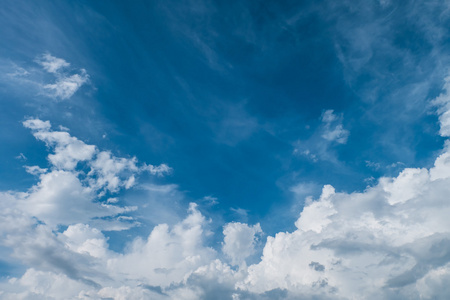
[223,222,262,266]
[4,81,450,298]
[0,119,173,232]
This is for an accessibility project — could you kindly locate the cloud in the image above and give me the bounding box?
[5,114,450,299]
[20,170,135,227]
[24,165,47,176]
[108,203,217,288]
[222,222,262,266]
[15,153,27,161]
[2,54,89,101]
[13,118,172,228]
[238,164,450,297]
[43,70,89,100]
[320,110,349,144]
[433,76,450,137]
[23,118,169,194]
[35,53,70,74]
[233,80,450,298]
[142,163,173,176]
[294,109,349,163]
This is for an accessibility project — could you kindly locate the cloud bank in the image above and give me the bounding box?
[0,77,449,299]
[4,51,450,298]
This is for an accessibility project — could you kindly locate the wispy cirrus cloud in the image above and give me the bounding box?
[3,53,89,101]
[36,53,89,100]
[35,53,70,74]
[294,109,350,163]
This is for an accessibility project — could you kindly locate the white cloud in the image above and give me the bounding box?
[19,170,135,227]
[320,110,349,144]
[320,109,338,123]
[143,163,173,176]
[23,119,51,131]
[23,118,170,195]
[30,53,89,100]
[294,109,350,164]
[7,66,30,77]
[202,195,218,205]
[33,53,90,100]
[10,118,173,229]
[235,97,450,297]
[222,222,262,266]
[6,125,450,299]
[43,71,89,100]
[2,268,94,299]
[24,166,47,175]
[433,76,450,137]
[24,119,96,170]
[3,54,88,101]
[62,224,109,258]
[35,53,70,74]
[107,203,216,288]
[88,150,139,193]
[15,153,27,161]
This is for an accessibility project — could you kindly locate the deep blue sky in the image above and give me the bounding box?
[1,0,448,235]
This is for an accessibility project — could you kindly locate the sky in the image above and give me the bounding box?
[1,0,450,299]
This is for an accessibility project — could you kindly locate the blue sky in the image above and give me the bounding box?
[2,1,450,299]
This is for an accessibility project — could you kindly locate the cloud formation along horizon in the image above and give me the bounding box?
[3,63,450,298]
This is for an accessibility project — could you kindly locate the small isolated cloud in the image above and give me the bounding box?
[15,153,27,161]
[142,163,173,176]
[3,53,89,101]
[35,53,70,74]
[24,165,47,175]
[294,109,349,163]
[43,70,89,100]
[7,66,29,77]
[202,195,219,205]
[365,160,381,170]
[230,207,249,219]
[320,110,349,144]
